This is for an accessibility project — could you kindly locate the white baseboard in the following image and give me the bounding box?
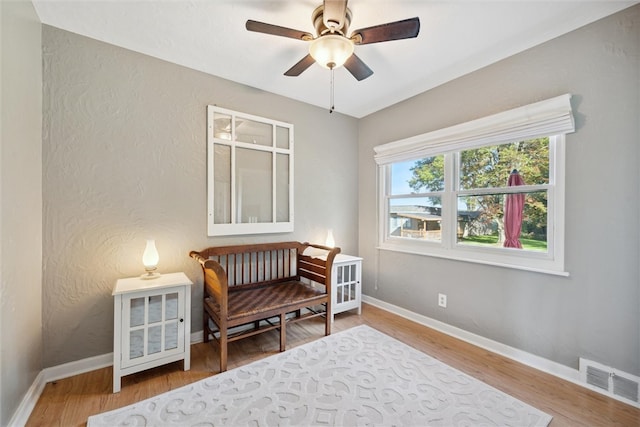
[9,331,205,425]
[11,301,626,424]
[363,295,640,408]
[362,295,582,384]
[190,330,204,344]
[7,371,45,427]
[44,352,114,383]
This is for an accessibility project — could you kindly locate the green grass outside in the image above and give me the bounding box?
[459,235,547,251]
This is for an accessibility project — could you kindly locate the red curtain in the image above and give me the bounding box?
[504,169,525,248]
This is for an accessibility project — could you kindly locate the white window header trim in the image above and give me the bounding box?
[374,94,574,165]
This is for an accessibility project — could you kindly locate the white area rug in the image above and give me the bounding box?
[88,325,552,426]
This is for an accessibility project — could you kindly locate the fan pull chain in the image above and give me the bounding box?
[329,67,335,114]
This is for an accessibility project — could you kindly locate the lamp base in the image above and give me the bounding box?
[140,271,161,280]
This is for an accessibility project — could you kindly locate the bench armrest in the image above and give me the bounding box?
[190,251,228,313]
[298,243,340,287]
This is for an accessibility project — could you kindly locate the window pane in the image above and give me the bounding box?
[213,113,232,140]
[129,329,144,359]
[392,156,444,195]
[236,148,272,223]
[236,118,272,146]
[389,197,442,241]
[148,295,162,323]
[457,190,547,251]
[148,325,161,354]
[276,126,289,149]
[276,153,289,222]
[459,138,549,190]
[213,144,231,224]
[165,293,178,320]
[165,322,178,350]
[129,297,144,327]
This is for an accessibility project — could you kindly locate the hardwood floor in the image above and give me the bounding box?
[27,303,639,426]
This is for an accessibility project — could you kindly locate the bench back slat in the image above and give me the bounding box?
[207,248,298,287]
[191,241,340,300]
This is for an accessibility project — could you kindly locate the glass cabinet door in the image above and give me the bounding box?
[122,287,184,368]
[336,263,358,305]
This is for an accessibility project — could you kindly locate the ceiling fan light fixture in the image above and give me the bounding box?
[309,35,354,69]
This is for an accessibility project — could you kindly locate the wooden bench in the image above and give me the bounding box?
[190,241,340,372]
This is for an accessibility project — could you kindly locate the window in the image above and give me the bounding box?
[375,95,574,274]
[207,106,293,236]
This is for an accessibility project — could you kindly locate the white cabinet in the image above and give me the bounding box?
[112,272,192,393]
[330,254,362,322]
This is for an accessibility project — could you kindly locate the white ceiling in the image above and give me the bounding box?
[32,0,637,118]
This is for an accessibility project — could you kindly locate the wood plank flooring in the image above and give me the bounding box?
[27,303,640,426]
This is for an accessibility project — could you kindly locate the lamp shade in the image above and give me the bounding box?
[142,239,159,269]
[309,35,354,69]
[325,229,335,247]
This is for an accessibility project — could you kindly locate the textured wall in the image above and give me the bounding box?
[42,26,358,367]
[358,5,640,375]
[1,0,43,424]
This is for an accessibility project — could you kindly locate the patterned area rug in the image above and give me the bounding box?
[88,325,552,426]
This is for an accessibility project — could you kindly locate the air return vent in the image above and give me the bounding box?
[613,375,639,402]
[586,364,610,390]
[579,358,640,407]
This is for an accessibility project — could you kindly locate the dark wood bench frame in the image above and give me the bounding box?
[190,241,340,372]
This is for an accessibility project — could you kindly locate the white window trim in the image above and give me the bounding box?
[375,95,574,276]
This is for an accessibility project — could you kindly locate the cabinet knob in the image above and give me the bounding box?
[180,318,184,323]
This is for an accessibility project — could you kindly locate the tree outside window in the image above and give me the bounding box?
[376,94,572,274]
[392,137,550,252]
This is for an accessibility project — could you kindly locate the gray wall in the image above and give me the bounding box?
[8,5,639,419]
[1,0,43,424]
[359,5,640,376]
[42,26,359,367]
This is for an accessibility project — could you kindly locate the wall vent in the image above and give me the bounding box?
[579,358,640,407]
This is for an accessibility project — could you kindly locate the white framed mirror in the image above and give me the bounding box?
[207,106,294,236]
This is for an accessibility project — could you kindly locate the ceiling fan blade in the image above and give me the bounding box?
[246,20,313,41]
[351,17,420,45]
[323,0,348,31]
[284,54,316,76]
[344,53,373,81]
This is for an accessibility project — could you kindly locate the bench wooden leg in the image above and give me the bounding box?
[219,323,228,372]
[280,313,286,352]
[203,311,210,343]
[325,302,331,336]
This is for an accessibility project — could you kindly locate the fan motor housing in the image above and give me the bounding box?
[312,5,352,36]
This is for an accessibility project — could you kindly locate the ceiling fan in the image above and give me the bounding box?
[245,0,420,81]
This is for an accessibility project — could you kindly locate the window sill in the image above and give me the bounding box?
[377,243,569,277]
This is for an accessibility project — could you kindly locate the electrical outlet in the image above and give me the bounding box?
[438,293,447,308]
